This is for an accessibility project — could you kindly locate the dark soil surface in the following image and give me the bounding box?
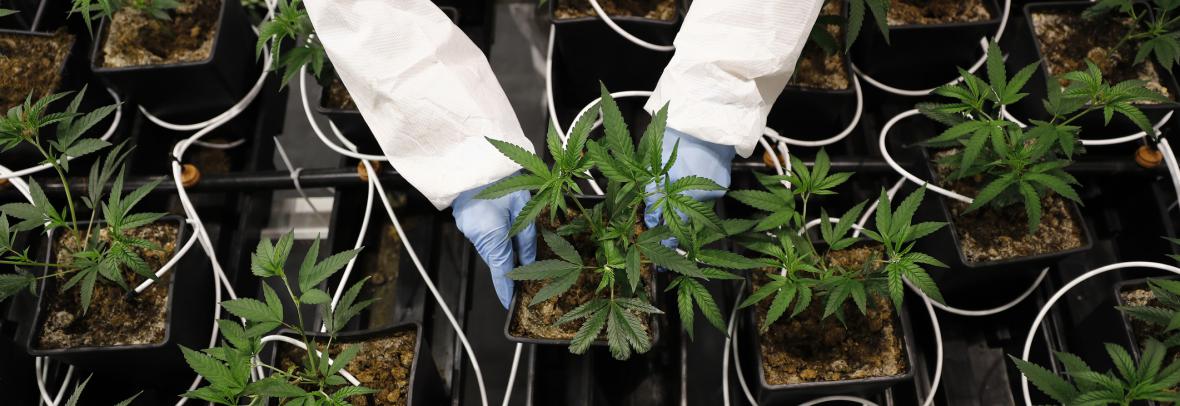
[1120,288,1180,363]
[509,209,653,341]
[789,1,849,91]
[888,0,991,26]
[325,76,357,110]
[100,0,219,68]
[931,152,1086,263]
[192,137,232,174]
[0,31,73,111]
[36,222,179,349]
[755,245,908,384]
[555,0,676,20]
[277,329,418,405]
[1032,11,1173,101]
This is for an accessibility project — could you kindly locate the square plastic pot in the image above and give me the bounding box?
[24,216,214,377]
[269,322,445,406]
[1114,277,1177,361]
[736,277,918,404]
[547,0,682,125]
[0,0,42,30]
[1010,1,1180,141]
[912,148,1094,294]
[89,0,258,120]
[850,0,1002,91]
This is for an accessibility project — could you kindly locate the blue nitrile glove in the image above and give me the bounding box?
[644,127,737,234]
[453,184,537,309]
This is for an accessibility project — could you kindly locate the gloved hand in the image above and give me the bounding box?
[453,184,537,309]
[644,127,737,230]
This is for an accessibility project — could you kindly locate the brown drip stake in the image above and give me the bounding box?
[180,164,201,187]
[358,161,382,182]
[762,149,780,168]
[1136,145,1164,169]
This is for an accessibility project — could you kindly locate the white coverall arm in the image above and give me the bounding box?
[644,0,826,157]
[303,0,530,210]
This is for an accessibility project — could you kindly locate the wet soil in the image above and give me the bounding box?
[555,0,676,21]
[509,209,654,341]
[36,222,179,349]
[1032,11,1173,101]
[325,76,357,110]
[931,152,1085,263]
[277,329,418,405]
[1120,287,1180,363]
[0,31,73,111]
[755,246,908,384]
[100,0,219,68]
[888,0,991,26]
[789,1,849,91]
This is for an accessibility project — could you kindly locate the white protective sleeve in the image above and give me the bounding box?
[304,0,531,209]
[645,0,825,157]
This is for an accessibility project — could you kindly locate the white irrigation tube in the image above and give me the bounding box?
[878,109,974,204]
[586,0,675,52]
[1000,106,1173,147]
[297,68,388,162]
[132,231,200,294]
[192,138,248,149]
[762,76,864,148]
[501,342,524,406]
[272,135,327,222]
[850,0,1013,97]
[799,396,880,406]
[1019,261,1180,405]
[35,357,73,406]
[546,27,563,133]
[0,88,123,180]
[259,335,361,386]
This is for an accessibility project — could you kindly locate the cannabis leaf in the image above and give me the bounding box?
[257,0,329,86]
[860,187,947,308]
[1012,339,1180,405]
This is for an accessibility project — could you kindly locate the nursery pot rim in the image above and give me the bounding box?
[270,321,427,403]
[1112,276,1174,362]
[88,0,229,72]
[879,0,1002,31]
[25,215,189,356]
[919,146,1095,269]
[548,0,683,26]
[0,26,77,88]
[1021,1,1180,106]
[741,265,918,393]
[781,2,855,95]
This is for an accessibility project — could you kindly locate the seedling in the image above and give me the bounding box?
[918,42,1164,232]
[70,0,181,36]
[480,85,734,359]
[181,232,375,404]
[257,0,329,87]
[1084,0,1180,73]
[1013,339,1180,405]
[0,89,169,317]
[729,150,946,330]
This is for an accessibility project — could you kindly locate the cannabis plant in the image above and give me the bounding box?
[1013,339,1180,405]
[807,0,889,54]
[257,0,329,86]
[1118,275,1180,348]
[182,233,375,405]
[1084,0,1180,73]
[0,89,171,317]
[61,375,140,406]
[70,0,180,36]
[918,42,1164,232]
[479,85,732,359]
[729,150,946,330]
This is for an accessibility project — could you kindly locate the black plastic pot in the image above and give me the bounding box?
[850,0,1002,91]
[736,283,918,404]
[24,216,213,377]
[548,0,681,126]
[270,322,445,406]
[767,58,860,153]
[1010,1,1180,140]
[0,0,41,30]
[314,6,460,157]
[912,147,1094,294]
[1114,277,1177,361]
[90,0,258,120]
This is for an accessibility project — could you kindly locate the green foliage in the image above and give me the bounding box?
[918,42,1163,232]
[1116,276,1180,348]
[257,0,330,87]
[730,150,944,331]
[70,0,180,36]
[843,0,890,51]
[0,89,175,316]
[481,85,736,359]
[184,232,376,405]
[1012,339,1180,405]
[61,375,141,406]
[0,8,16,17]
[1084,0,1180,74]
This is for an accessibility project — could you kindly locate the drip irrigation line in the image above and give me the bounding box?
[587,0,675,52]
[192,138,248,149]
[272,135,328,223]
[298,68,388,162]
[259,335,361,385]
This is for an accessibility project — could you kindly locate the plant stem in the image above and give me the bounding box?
[30,142,79,236]
[277,274,320,376]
